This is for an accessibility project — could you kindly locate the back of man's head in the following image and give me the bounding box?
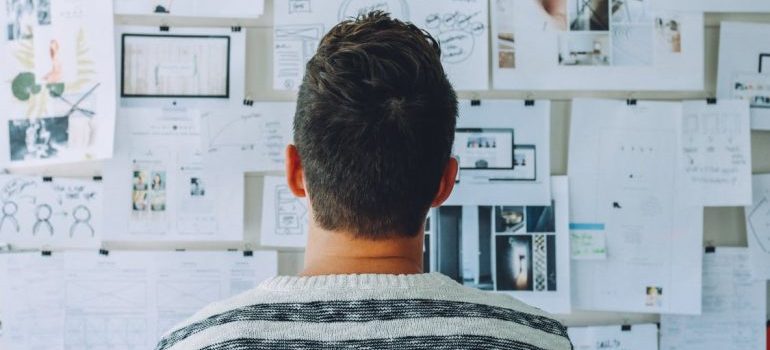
[294,11,458,239]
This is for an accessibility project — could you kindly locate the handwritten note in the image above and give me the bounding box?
[679,100,752,206]
[569,223,607,260]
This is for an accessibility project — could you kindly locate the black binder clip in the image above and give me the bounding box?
[705,246,716,253]
[42,176,53,182]
[160,25,170,32]
[524,100,535,107]
[243,250,254,257]
[41,250,52,256]
[243,98,254,106]
[706,98,717,105]
[92,176,103,182]
[175,248,186,252]
[99,249,109,256]
[231,26,242,32]
[621,325,632,331]
[470,100,481,106]
[626,99,637,106]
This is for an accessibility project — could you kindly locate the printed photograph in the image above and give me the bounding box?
[36,0,50,25]
[495,206,526,233]
[496,0,516,68]
[8,116,69,161]
[558,33,610,66]
[655,16,682,54]
[190,177,205,197]
[526,204,556,233]
[645,286,663,307]
[611,25,653,66]
[6,0,36,40]
[150,171,166,211]
[133,170,149,191]
[132,190,148,211]
[568,0,609,31]
[536,0,568,31]
[496,235,533,291]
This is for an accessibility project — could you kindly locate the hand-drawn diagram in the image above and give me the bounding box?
[0,175,102,248]
[275,185,307,236]
[424,10,486,64]
[204,112,263,153]
[748,197,770,253]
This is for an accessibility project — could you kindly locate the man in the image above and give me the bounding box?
[156,11,572,350]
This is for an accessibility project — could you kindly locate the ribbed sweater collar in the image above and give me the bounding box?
[258,272,456,291]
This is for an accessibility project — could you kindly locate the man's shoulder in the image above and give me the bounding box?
[156,275,572,350]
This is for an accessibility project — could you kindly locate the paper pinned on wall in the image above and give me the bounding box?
[569,223,607,260]
[0,175,102,249]
[445,100,551,206]
[115,26,246,109]
[103,108,245,242]
[746,174,770,281]
[568,324,659,350]
[200,103,296,173]
[273,0,489,90]
[0,0,117,167]
[717,22,770,130]
[0,250,278,350]
[679,100,752,206]
[433,177,571,314]
[650,0,770,12]
[491,0,704,90]
[569,99,703,315]
[114,0,264,18]
[660,248,767,350]
[260,175,309,247]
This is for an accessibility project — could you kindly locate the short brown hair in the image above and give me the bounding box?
[294,11,457,238]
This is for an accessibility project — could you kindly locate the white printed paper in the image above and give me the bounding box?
[260,175,309,247]
[273,0,489,90]
[568,324,659,350]
[679,100,752,206]
[650,0,770,12]
[434,177,571,314]
[201,103,296,173]
[103,108,244,241]
[114,0,264,18]
[445,100,551,206]
[0,0,117,167]
[746,174,770,281]
[0,250,278,350]
[116,26,246,108]
[717,22,770,130]
[569,99,703,315]
[492,0,704,90]
[0,175,102,249]
[660,248,767,350]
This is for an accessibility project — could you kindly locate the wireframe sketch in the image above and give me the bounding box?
[122,34,230,97]
[275,185,308,236]
[70,204,94,237]
[274,25,324,90]
[32,203,54,235]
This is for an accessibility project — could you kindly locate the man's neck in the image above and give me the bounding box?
[301,225,424,276]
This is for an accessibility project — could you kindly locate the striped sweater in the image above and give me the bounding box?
[156,273,573,350]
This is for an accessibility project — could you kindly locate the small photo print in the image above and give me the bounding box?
[568,0,609,31]
[526,204,556,233]
[655,17,681,54]
[132,190,148,211]
[645,286,663,307]
[558,33,610,66]
[149,171,166,212]
[133,170,149,190]
[190,177,205,197]
[132,170,149,211]
[496,235,533,291]
[6,0,36,40]
[8,116,69,161]
[150,171,166,191]
[495,206,525,233]
[37,0,50,25]
[497,32,516,69]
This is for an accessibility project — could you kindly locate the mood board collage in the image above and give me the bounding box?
[0,0,769,349]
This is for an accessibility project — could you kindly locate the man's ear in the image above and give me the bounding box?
[431,157,458,207]
[285,144,306,197]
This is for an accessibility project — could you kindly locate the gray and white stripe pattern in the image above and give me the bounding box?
[157,273,572,350]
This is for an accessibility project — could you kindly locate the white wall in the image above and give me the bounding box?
[15,2,769,327]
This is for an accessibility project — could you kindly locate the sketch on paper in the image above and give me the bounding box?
[0,175,102,248]
[261,176,308,247]
[273,0,489,90]
[121,34,230,98]
[1,0,116,166]
[275,185,307,236]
